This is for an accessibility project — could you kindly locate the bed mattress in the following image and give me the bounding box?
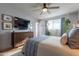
[22,36,79,56]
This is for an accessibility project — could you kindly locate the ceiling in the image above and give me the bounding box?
[0,3,79,20]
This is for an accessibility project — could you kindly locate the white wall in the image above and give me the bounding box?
[39,21,46,35]
[37,20,46,36]
[30,19,37,37]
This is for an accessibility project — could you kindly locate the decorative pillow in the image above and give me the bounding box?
[60,33,68,45]
[68,28,79,48]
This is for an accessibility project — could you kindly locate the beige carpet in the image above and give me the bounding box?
[0,46,24,56]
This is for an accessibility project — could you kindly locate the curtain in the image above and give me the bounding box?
[61,17,65,36]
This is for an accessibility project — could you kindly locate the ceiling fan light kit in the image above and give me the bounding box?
[42,8,48,12]
[40,3,59,15]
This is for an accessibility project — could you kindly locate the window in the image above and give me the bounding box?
[46,19,61,36]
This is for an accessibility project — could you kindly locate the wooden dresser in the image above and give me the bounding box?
[11,32,33,48]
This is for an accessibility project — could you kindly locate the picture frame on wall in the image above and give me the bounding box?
[2,22,13,30]
[2,14,13,21]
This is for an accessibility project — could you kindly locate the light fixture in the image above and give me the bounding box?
[39,3,59,15]
[42,7,48,12]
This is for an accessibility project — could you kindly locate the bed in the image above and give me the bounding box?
[22,35,79,56]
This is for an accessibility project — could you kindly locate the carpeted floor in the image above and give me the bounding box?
[0,46,24,56]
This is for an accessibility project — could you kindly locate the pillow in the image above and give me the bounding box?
[60,33,68,45]
[68,28,79,48]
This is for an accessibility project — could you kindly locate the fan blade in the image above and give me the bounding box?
[47,6,59,9]
[31,7,42,11]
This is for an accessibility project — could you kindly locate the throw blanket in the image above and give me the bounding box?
[22,36,48,56]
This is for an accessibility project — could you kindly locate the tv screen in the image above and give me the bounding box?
[14,17,30,30]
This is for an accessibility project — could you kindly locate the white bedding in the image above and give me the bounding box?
[36,36,79,56]
[23,36,79,56]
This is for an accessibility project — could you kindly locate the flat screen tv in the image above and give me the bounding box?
[14,17,30,30]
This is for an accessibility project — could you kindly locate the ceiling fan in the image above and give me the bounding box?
[40,3,59,15]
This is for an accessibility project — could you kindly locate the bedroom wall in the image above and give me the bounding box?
[78,11,79,21]
[66,12,78,24]
[37,20,46,36]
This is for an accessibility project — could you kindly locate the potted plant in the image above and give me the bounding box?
[64,18,71,32]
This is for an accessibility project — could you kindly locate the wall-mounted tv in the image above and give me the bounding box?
[14,17,30,30]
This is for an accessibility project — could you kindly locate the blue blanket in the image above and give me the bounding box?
[22,36,48,56]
